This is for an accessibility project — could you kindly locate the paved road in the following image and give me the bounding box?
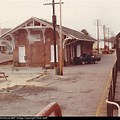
[0,52,116,116]
[51,52,116,116]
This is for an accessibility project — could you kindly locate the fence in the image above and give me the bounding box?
[106,60,118,116]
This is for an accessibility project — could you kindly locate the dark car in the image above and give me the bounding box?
[73,54,101,65]
[79,54,101,64]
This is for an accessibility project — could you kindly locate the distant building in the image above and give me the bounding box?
[0,28,11,53]
[0,28,11,35]
[0,17,96,67]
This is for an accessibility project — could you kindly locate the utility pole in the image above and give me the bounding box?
[97,19,100,54]
[103,25,106,51]
[52,0,57,74]
[43,0,64,75]
[44,0,58,75]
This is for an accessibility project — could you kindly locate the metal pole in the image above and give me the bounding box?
[52,0,57,74]
[59,0,63,75]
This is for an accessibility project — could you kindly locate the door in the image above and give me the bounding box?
[18,45,26,63]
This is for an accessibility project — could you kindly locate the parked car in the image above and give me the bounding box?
[73,54,101,65]
[80,54,101,64]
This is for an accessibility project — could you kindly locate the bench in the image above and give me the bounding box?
[0,72,8,81]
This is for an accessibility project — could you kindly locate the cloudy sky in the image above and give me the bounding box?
[0,0,120,38]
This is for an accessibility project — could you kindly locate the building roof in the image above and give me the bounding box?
[0,17,96,42]
[38,18,96,42]
[61,26,96,42]
[0,28,11,35]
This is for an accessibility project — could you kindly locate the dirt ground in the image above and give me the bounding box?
[0,69,105,116]
[0,69,85,116]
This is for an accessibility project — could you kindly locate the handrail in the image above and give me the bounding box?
[106,60,118,116]
[106,99,120,116]
[35,102,62,117]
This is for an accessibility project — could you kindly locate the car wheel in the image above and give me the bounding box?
[94,61,98,64]
[82,61,85,65]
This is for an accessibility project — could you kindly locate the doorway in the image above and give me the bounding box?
[18,45,26,63]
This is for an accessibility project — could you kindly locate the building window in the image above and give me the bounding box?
[29,30,42,42]
[30,33,41,41]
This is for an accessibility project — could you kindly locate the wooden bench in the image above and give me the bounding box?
[0,72,8,81]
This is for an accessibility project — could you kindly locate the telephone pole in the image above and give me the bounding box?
[103,25,106,51]
[43,0,64,75]
[52,0,57,74]
[97,19,100,54]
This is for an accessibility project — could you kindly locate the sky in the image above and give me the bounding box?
[0,0,120,39]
